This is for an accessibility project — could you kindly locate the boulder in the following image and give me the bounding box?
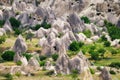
[28,57,39,68]
[55,53,70,74]
[99,67,112,80]
[91,36,100,42]
[111,39,120,47]
[13,35,27,54]
[17,13,30,26]
[3,20,13,32]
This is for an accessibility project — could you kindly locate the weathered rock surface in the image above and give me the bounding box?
[13,35,27,53]
[99,67,112,80]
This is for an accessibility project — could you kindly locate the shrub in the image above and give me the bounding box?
[22,53,32,61]
[104,41,111,47]
[1,50,15,61]
[52,54,59,61]
[109,70,116,75]
[0,20,5,28]
[14,28,22,35]
[15,72,21,77]
[78,41,84,48]
[89,68,95,74]
[33,24,41,30]
[90,51,99,60]
[111,49,117,55]
[41,21,51,29]
[39,55,47,61]
[71,69,79,79]
[9,17,21,30]
[98,48,106,57]
[104,20,120,40]
[39,61,46,66]
[83,29,92,38]
[69,41,80,51]
[32,21,51,30]
[25,32,34,41]
[97,66,102,71]
[101,35,107,41]
[4,73,13,80]
[109,62,120,69]
[45,70,54,76]
[0,36,6,44]
[90,46,96,50]
[81,16,90,24]
[16,60,22,66]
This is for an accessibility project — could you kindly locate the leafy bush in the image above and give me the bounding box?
[90,51,99,60]
[25,32,34,41]
[22,53,32,61]
[15,72,21,77]
[32,21,51,30]
[71,69,79,79]
[83,29,92,38]
[41,21,51,29]
[9,17,21,30]
[104,20,120,40]
[52,54,59,61]
[109,70,116,75]
[97,66,102,71]
[81,16,90,24]
[4,73,13,80]
[0,20,5,28]
[78,41,84,48]
[110,49,117,55]
[109,62,120,69]
[14,28,22,35]
[39,55,47,61]
[0,36,6,44]
[69,41,80,51]
[16,60,22,66]
[39,61,46,66]
[101,35,107,41]
[1,50,15,61]
[90,46,96,50]
[33,24,41,30]
[89,68,95,74]
[98,48,106,57]
[104,41,111,47]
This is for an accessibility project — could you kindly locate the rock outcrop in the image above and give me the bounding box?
[13,35,27,54]
[99,67,112,80]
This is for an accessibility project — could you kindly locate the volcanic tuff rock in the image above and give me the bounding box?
[99,67,112,80]
[13,35,27,54]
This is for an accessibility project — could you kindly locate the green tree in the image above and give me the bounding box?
[81,16,90,24]
[69,41,80,51]
[104,41,111,47]
[9,17,21,30]
[0,20,5,28]
[1,50,15,61]
[52,54,59,61]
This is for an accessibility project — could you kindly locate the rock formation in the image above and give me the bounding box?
[13,35,27,54]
